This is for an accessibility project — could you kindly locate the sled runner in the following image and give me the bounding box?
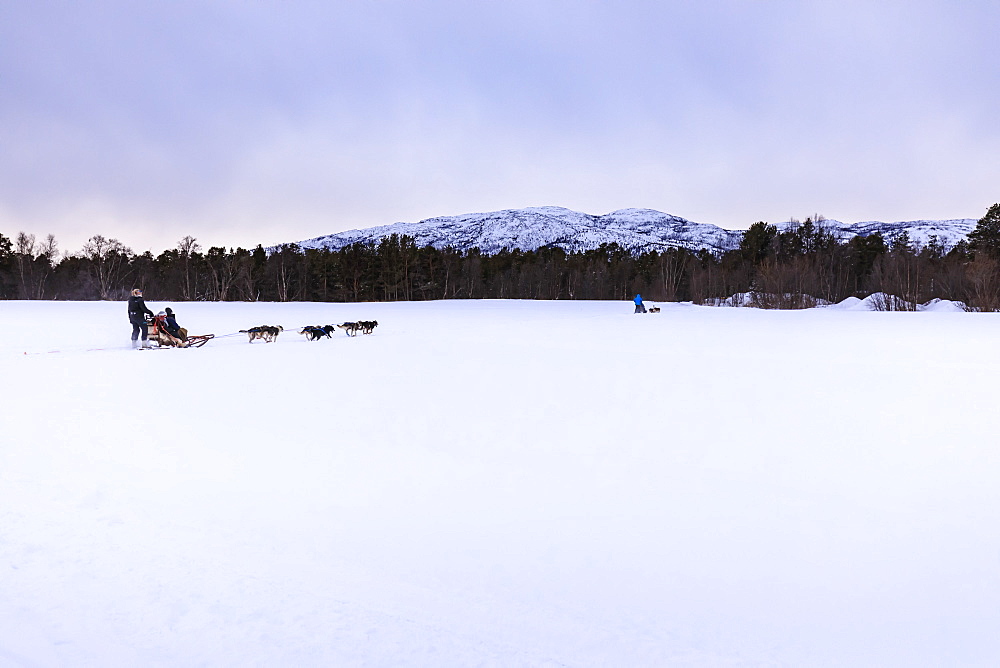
[178,333,214,348]
[147,314,214,348]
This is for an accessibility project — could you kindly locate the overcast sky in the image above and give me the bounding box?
[2,0,998,255]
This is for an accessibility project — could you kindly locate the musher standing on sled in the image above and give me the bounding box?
[128,288,155,348]
[634,293,646,313]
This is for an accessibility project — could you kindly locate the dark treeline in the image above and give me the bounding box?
[3,204,1000,310]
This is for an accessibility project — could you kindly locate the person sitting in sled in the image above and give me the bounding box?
[163,307,188,342]
[633,293,647,313]
[154,311,185,347]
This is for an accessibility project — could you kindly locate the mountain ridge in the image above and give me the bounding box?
[283,206,978,255]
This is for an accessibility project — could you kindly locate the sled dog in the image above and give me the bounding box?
[337,322,361,337]
[240,325,283,343]
[261,325,283,342]
[300,325,334,341]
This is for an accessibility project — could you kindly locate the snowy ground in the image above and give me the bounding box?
[2,299,999,667]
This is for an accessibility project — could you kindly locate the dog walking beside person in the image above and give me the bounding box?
[633,293,647,313]
[127,288,155,348]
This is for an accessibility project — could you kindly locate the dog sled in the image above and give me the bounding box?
[147,314,214,348]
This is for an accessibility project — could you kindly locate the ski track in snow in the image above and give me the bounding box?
[2,299,1000,667]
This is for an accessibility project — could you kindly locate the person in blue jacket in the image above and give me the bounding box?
[633,293,647,313]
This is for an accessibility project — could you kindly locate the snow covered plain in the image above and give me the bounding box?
[2,299,1000,667]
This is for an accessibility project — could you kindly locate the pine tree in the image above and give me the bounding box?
[739,222,777,265]
[967,203,1000,260]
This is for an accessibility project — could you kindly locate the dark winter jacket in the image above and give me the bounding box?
[127,295,154,325]
[165,312,181,336]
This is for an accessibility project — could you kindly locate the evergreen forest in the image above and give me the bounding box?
[2,204,999,311]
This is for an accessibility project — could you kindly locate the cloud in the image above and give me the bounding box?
[2,1,998,253]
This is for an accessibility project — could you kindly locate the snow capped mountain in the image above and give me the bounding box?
[290,206,742,254]
[832,218,977,249]
[285,207,978,255]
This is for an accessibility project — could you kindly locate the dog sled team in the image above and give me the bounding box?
[128,287,378,350]
[238,321,379,343]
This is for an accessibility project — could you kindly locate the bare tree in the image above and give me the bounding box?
[177,235,201,300]
[39,234,59,262]
[658,249,690,301]
[205,247,240,300]
[868,242,921,311]
[14,232,59,299]
[14,232,36,299]
[966,257,1000,311]
[81,235,132,300]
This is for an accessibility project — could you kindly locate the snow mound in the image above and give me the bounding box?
[826,296,870,311]
[919,298,968,312]
[712,294,969,312]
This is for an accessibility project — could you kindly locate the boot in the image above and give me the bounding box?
[131,339,140,349]
[142,339,153,349]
